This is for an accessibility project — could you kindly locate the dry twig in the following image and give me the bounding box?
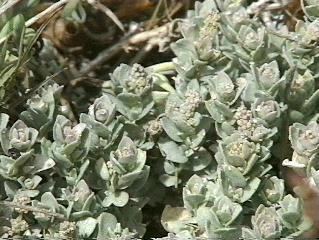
[78,21,177,76]
[0,201,66,220]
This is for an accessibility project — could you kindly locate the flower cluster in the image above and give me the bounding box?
[1,0,319,239]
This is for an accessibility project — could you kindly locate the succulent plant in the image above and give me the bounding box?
[2,0,319,239]
[243,205,282,239]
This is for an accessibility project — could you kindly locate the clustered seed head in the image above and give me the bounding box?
[232,9,248,24]
[11,123,29,145]
[234,105,252,126]
[95,108,109,122]
[199,12,220,39]
[147,120,163,136]
[179,90,202,120]
[229,142,244,156]
[24,178,36,189]
[185,90,201,108]
[245,31,258,47]
[10,217,29,235]
[308,20,319,40]
[260,66,276,81]
[291,75,305,93]
[165,101,179,115]
[301,129,317,141]
[256,101,274,113]
[62,123,85,144]
[166,91,201,124]
[59,221,76,239]
[33,211,48,219]
[234,105,259,136]
[116,147,135,160]
[127,63,151,95]
[106,160,116,175]
[27,95,48,112]
[13,194,31,214]
[236,77,247,89]
[227,185,243,202]
[179,104,195,119]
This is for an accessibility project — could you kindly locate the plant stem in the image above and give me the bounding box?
[146,62,175,73]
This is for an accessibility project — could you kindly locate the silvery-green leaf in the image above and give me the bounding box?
[50,144,73,169]
[152,73,175,93]
[97,212,118,240]
[41,192,59,210]
[288,70,315,107]
[184,194,205,211]
[31,155,55,174]
[171,39,198,62]
[159,174,179,187]
[215,121,235,139]
[213,195,242,226]
[111,64,131,88]
[240,177,261,203]
[242,227,257,240]
[73,179,92,211]
[152,91,170,105]
[188,147,212,171]
[252,205,282,239]
[0,128,9,154]
[116,170,143,189]
[140,97,154,119]
[114,191,129,207]
[0,113,9,131]
[124,166,150,192]
[75,159,90,185]
[9,120,38,152]
[205,100,233,122]
[3,180,19,199]
[259,176,285,205]
[77,217,97,238]
[223,165,247,188]
[306,5,319,18]
[8,150,34,177]
[53,115,71,143]
[205,211,228,236]
[197,206,222,232]
[188,129,206,149]
[158,139,188,163]
[80,113,110,138]
[161,205,193,233]
[0,155,15,178]
[173,116,196,136]
[161,117,184,142]
[115,93,143,121]
[164,161,176,175]
[303,89,319,112]
[82,192,95,211]
[95,158,109,180]
[71,210,92,220]
[23,175,42,189]
[277,194,303,229]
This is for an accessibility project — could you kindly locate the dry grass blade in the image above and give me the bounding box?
[0,0,68,45]
[0,0,22,16]
[88,0,124,32]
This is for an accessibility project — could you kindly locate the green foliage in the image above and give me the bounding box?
[1,0,319,239]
